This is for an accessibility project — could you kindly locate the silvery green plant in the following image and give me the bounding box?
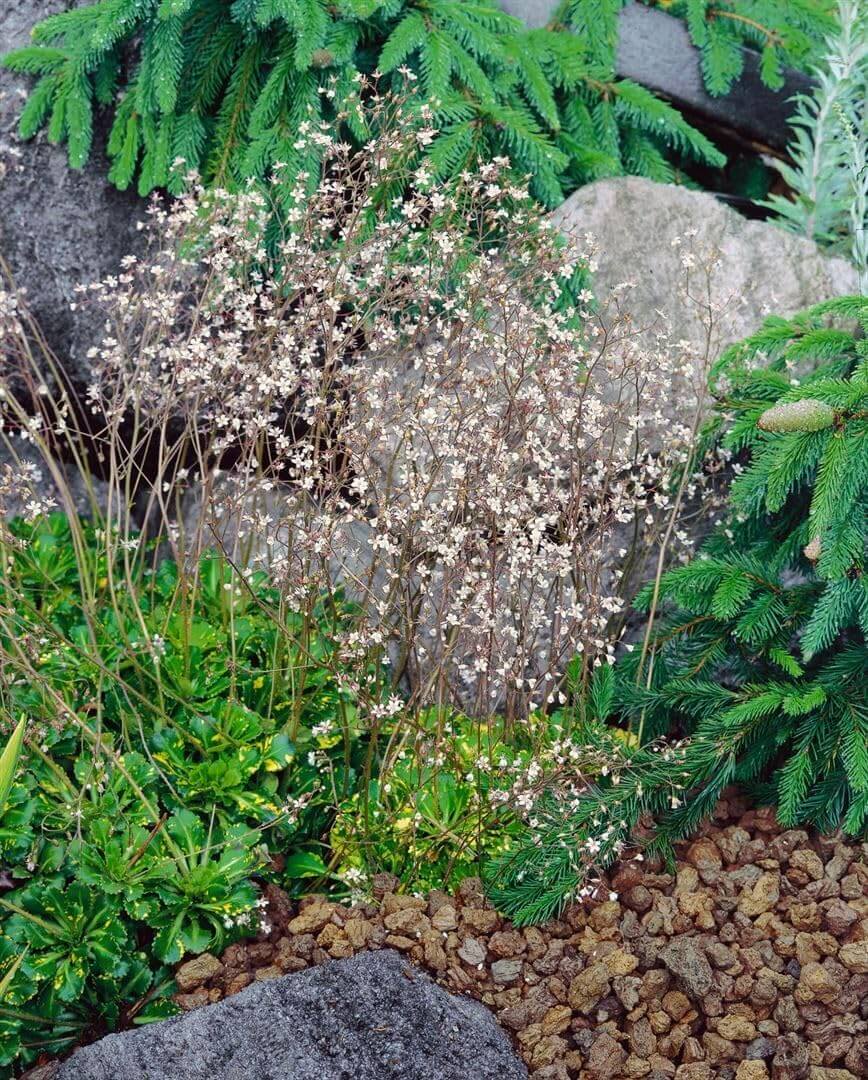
[834,101,868,291]
[764,0,867,277]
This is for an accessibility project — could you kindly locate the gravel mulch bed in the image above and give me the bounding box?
[175,794,867,1080]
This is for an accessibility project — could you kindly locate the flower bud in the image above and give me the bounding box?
[757,399,835,433]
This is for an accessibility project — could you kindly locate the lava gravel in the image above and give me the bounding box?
[174,794,867,1080]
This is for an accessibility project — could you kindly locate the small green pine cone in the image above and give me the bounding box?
[803,536,822,561]
[757,398,836,433]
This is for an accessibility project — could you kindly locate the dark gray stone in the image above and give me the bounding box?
[615,2,813,152]
[55,950,528,1080]
[1,1,143,386]
[746,1036,778,1060]
[659,935,714,1000]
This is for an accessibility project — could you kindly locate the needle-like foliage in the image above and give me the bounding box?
[3,0,831,206]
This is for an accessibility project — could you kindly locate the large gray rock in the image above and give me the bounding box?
[0,1,143,385]
[553,177,859,360]
[55,950,528,1080]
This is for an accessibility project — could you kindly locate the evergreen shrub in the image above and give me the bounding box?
[2,0,836,206]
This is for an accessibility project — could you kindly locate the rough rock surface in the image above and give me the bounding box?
[165,794,866,1080]
[0,1,143,384]
[553,178,858,361]
[55,950,528,1080]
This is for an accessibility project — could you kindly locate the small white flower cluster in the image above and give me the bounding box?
[0,461,56,540]
[223,894,271,936]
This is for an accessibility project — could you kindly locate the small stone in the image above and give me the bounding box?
[703,1032,739,1065]
[772,1032,811,1080]
[675,1066,714,1080]
[624,885,654,912]
[660,936,714,999]
[629,1016,656,1057]
[383,908,431,936]
[327,939,354,960]
[681,1037,704,1064]
[604,948,640,977]
[736,1063,769,1080]
[489,930,527,958]
[844,1036,867,1075]
[384,934,415,951]
[381,893,427,916]
[662,990,692,1021]
[253,965,282,983]
[423,936,448,971]
[837,942,868,974]
[175,953,224,992]
[822,901,857,937]
[371,872,400,898]
[533,941,565,975]
[491,959,523,985]
[796,962,840,1004]
[738,873,781,917]
[568,963,612,1014]
[287,901,336,935]
[718,1015,758,1041]
[613,974,642,1010]
[541,1005,572,1035]
[746,1037,778,1061]
[458,936,487,966]
[462,908,500,934]
[225,971,253,996]
[686,839,723,871]
[174,988,210,1011]
[623,1053,652,1077]
[530,1035,568,1069]
[344,917,374,950]
[789,903,821,931]
[431,904,458,932]
[586,1032,627,1079]
[789,850,824,881]
[457,877,486,906]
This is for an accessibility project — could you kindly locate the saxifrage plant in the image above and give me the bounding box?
[0,513,366,1071]
[3,0,835,207]
[487,293,868,925]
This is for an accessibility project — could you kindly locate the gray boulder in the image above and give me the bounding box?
[0,0,143,386]
[553,177,858,360]
[55,950,528,1080]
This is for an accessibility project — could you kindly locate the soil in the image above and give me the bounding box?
[174,792,867,1080]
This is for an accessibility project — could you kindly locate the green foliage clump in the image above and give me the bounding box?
[2,0,801,207]
[0,514,365,1071]
[487,293,868,925]
[331,711,530,892]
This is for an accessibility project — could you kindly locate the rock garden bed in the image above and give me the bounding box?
[152,794,868,1080]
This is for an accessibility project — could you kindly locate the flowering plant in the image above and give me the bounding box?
[56,89,708,725]
[0,89,716,1062]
